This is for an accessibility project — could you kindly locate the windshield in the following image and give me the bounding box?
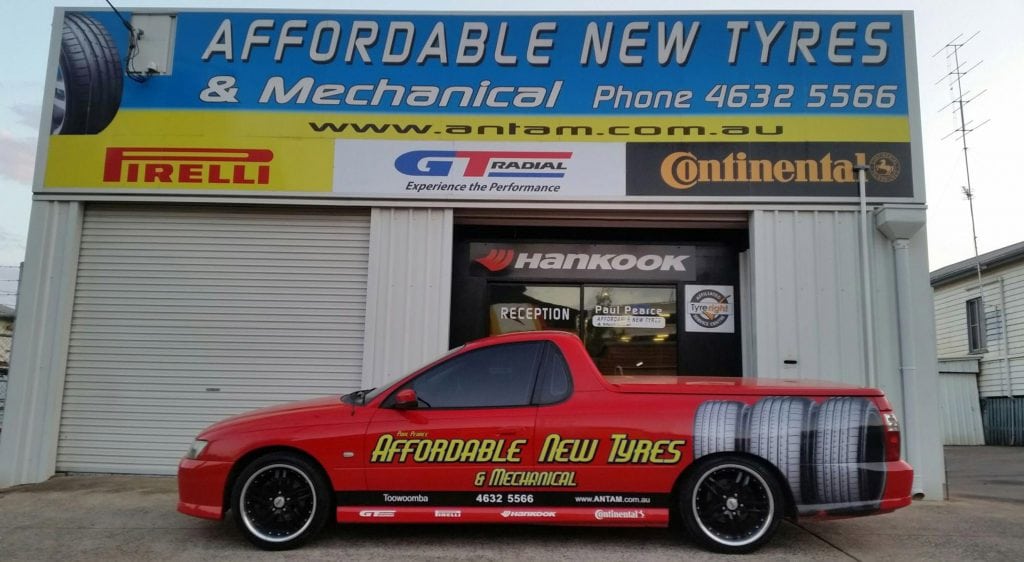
[358,345,466,404]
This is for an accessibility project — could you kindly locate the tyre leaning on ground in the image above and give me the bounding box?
[812,397,887,510]
[747,396,812,505]
[693,400,750,459]
[680,454,786,554]
[53,13,123,135]
[229,452,333,550]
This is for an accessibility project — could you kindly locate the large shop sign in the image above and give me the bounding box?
[42,10,919,202]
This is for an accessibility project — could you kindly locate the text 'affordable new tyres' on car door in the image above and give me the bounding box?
[359,342,544,510]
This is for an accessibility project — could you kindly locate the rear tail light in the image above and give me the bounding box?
[883,412,901,462]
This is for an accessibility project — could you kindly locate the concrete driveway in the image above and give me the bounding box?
[1,447,1022,561]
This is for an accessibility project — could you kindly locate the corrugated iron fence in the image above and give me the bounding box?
[982,397,1024,446]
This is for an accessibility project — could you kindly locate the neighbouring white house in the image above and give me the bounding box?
[932,241,1024,446]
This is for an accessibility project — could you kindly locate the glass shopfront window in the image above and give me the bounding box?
[485,284,677,376]
[487,285,580,336]
[582,286,677,376]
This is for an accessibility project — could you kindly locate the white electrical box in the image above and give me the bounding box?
[130,14,176,75]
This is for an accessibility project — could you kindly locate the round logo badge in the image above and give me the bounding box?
[688,289,731,329]
[868,152,901,183]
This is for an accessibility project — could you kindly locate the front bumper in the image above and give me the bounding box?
[177,458,233,520]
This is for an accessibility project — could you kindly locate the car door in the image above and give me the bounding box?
[360,341,544,509]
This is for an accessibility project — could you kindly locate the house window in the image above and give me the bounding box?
[966,297,986,353]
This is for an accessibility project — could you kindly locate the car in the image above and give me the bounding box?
[177,330,913,554]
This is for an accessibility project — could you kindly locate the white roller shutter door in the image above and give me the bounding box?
[57,205,370,474]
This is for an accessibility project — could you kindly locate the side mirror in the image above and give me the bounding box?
[394,388,418,410]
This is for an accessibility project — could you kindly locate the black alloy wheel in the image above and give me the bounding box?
[681,455,784,554]
[230,453,331,550]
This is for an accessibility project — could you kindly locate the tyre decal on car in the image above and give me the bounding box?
[691,396,887,512]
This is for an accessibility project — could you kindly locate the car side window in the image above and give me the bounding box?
[401,342,544,409]
[533,343,573,405]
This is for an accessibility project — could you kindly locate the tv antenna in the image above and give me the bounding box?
[934,32,990,332]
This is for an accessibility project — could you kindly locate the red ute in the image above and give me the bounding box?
[178,331,912,553]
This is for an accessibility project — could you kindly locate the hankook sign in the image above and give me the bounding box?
[470,243,696,281]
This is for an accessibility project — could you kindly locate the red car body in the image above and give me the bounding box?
[178,331,912,553]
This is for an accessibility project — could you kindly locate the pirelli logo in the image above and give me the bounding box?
[103,147,273,185]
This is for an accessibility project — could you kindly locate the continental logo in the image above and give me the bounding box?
[869,152,901,183]
[659,151,900,190]
[103,147,273,185]
[595,509,647,521]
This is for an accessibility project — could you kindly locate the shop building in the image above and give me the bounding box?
[0,8,945,499]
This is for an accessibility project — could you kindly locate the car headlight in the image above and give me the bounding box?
[185,439,209,460]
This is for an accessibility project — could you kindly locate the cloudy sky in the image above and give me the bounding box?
[1,0,1022,307]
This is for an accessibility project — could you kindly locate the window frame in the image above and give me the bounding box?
[381,341,545,410]
[531,342,574,406]
[966,296,987,354]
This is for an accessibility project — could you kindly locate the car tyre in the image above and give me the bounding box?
[748,396,811,505]
[53,13,123,134]
[230,452,332,550]
[812,397,886,510]
[680,455,785,554]
[693,401,749,459]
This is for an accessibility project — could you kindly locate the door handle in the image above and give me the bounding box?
[496,427,524,436]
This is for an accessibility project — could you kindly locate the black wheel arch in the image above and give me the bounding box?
[671,450,800,521]
[222,446,334,517]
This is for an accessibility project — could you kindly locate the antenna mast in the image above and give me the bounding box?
[935,32,990,345]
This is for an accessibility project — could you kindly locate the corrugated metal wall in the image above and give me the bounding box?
[748,210,899,391]
[362,208,453,390]
[938,369,985,445]
[982,397,1024,445]
[56,205,370,474]
[0,201,83,486]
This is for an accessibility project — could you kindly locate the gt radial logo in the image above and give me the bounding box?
[358,510,396,518]
[103,147,273,185]
[475,249,516,272]
[395,150,571,178]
